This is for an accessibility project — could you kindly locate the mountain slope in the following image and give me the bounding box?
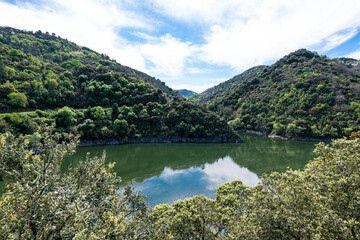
[209,49,360,138]
[0,26,177,103]
[0,26,238,140]
[190,65,267,105]
[175,89,197,98]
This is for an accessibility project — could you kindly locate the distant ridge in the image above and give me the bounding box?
[175,89,198,98]
[190,65,267,104]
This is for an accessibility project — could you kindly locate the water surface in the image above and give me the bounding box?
[63,134,316,206]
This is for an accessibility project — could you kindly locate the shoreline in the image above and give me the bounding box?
[78,136,243,147]
[238,129,332,143]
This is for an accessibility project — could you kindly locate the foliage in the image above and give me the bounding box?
[202,49,360,138]
[0,124,153,239]
[175,89,198,98]
[0,27,176,107]
[0,27,237,140]
[0,100,236,140]
[190,65,267,104]
[1,125,360,239]
[151,136,360,239]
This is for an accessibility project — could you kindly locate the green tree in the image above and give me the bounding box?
[7,92,27,108]
[113,119,128,137]
[91,106,105,121]
[0,124,153,239]
[111,103,119,120]
[55,106,76,131]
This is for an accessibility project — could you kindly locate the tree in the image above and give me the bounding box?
[7,92,27,108]
[111,103,119,120]
[113,119,128,137]
[55,106,76,131]
[91,106,105,121]
[0,123,153,239]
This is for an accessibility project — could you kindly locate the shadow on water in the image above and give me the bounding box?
[61,133,316,206]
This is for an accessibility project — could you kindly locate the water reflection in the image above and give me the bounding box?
[61,133,316,206]
[135,156,260,206]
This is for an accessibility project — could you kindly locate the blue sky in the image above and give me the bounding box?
[1,0,360,92]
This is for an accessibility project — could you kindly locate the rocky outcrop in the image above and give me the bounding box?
[78,136,243,147]
[238,129,331,142]
[267,133,331,143]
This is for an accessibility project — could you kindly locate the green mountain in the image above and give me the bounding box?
[190,65,267,104]
[207,49,360,138]
[0,26,179,112]
[0,27,237,140]
[175,89,197,98]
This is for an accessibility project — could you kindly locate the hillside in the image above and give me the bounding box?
[190,65,267,104]
[0,26,237,140]
[0,26,177,111]
[175,89,197,98]
[208,49,360,138]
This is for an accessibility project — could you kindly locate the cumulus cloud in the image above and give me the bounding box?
[198,0,360,71]
[1,0,360,91]
[139,34,196,77]
[0,0,147,53]
[201,156,260,190]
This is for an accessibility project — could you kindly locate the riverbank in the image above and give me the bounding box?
[238,129,332,143]
[78,136,243,147]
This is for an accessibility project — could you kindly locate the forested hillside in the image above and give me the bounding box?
[175,89,197,98]
[0,27,237,140]
[190,65,266,104]
[208,49,360,138]
[0,26,177,111]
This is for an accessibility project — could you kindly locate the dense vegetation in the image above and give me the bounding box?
[1,125,359,239]
[204,49,360,138]
[0,101,236,141]
[190,65,266,105]
[175,89,198,98]
[0,26,176,111]
[0,27,237,140]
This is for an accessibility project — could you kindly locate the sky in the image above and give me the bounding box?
[1,0,360,92]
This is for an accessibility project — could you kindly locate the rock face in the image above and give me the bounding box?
[79,136,243,147]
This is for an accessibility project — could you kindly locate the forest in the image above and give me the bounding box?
[193,49,360,139]
[0,27,236,141]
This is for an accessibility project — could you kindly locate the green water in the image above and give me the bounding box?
[0,134,316,205]
[62,133,316,206]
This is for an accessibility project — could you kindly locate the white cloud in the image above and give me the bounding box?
[312,28,359,52]
[0,1,196,80]
[201,156,260,190]
[170,77,227,93]
[347,49,360,59]
[139,34,196,77]
[1,0,360,89]
[199,0,360,71]
[151,0,261,25]
[0,0,148,51]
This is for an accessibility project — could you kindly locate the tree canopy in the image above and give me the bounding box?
[1,126,359,239]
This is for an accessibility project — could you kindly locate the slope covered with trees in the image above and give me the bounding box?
[0,26,237,140]
[209,49,360,138]
[175,89,197,98]
[0,26,178,111]
[190,65,267,105]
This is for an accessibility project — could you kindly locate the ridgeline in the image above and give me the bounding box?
[0,26,237,141]
[193,49,360,139]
